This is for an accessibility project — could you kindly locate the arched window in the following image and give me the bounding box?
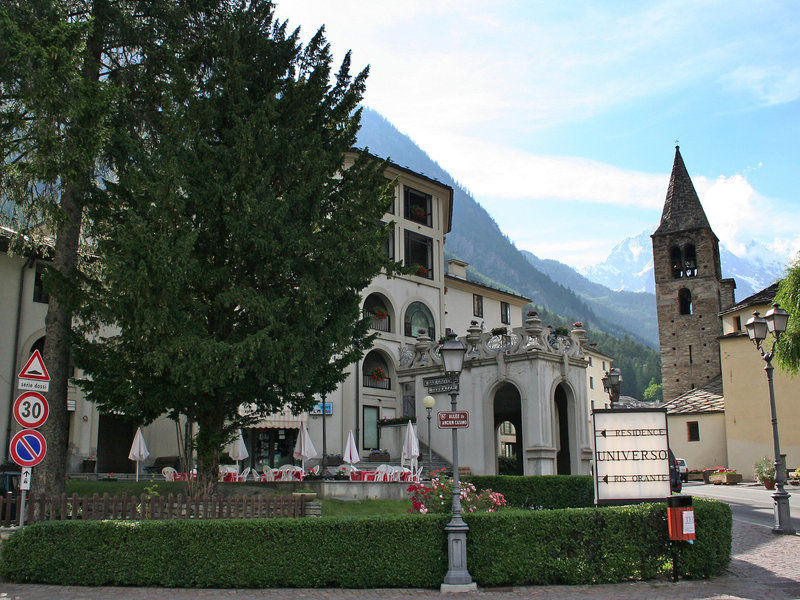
[683,244,697,277]
[404,301,435,338]
[670,246,683,278]
[678,288,693,315]
[363,293,392,333]
[363,350,391,390]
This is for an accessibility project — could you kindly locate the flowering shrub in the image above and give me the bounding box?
[368,367,386,381]
[712,467,737,474]
[372,309,388,320]
[408,470,507,515]
[490,327,507,336]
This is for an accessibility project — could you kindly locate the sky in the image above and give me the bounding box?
[275,1,800,270]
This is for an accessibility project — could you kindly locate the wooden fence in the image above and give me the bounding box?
[0,492,306,526]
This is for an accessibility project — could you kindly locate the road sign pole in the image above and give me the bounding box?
[18,489,26,527]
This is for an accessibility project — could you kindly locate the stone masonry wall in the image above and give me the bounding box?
[653,229,729,402]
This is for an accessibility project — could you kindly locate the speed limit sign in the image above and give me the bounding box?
[13,391,49,429]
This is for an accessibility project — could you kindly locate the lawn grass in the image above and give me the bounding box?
[320,498,410,516]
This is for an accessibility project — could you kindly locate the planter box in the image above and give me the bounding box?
[709,472,742,485]
[368,452,390,462]
[688,472,704,481]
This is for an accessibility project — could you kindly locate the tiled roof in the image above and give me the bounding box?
[662,375,724,414]
[653,147,713,237]
[720,282,780,316]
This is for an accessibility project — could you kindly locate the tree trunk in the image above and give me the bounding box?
[32,185,83,497]
[195,410,225,497]
[30,0,107,497]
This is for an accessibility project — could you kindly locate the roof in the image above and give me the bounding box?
[652,147,713,238]
[662,375,724,414]
[720,282,780,316]
[444,273,531,304]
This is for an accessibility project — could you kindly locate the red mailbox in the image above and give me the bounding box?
[667,495,695,541]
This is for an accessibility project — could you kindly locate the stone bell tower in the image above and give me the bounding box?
[651,146,736,402]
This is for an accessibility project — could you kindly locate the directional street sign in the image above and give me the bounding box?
[437,411,469,429]
[9,429,47,468]
[17,349,50,392]
[20,467,31,491]
[423,375,458,394]
[13,391,49,429]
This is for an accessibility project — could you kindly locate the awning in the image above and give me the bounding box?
[239,404,305,429]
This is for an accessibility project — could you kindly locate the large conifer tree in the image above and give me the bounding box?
[74,1,396,490]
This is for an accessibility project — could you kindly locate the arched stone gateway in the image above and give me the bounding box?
[494,383,522,475]
[401,320,593,476]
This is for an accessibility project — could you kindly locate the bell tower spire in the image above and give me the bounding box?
[651,147,736,402]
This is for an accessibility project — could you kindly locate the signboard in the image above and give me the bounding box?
[9,429,47,468]
[592,408,671,504]
[437,411,469,429]
[423,375,458,394]
[18,350,50,392]
[13,391,49,429]
[20,467,31,491]
[310,402,333,415]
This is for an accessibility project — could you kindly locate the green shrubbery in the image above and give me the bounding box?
[466,475,594,508]
[1,499,730,588]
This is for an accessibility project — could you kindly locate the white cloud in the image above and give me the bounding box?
[694,174,799,264]
[422,135,667,208]
[719,65,800,106]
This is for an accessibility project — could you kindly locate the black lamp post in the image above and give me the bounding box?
[602,368,622,407]
[423,395,435,475]
[439,331,475,591]
[746,303,795,535]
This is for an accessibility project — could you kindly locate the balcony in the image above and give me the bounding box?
[369,315,390,332]
[363,374,391,390]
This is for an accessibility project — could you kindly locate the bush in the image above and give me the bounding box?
[408,471,507,514]
[466,475,594,509]
[1,500,731,588]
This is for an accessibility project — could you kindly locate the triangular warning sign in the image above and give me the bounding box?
[19,350,50,381]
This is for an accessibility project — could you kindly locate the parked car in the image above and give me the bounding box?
[668,449,682,493]
[676,458,688,482]
[0,471,20,496]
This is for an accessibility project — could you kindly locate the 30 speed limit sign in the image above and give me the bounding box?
[13,391,49,429]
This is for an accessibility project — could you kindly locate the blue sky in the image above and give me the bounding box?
[275,1,799,269]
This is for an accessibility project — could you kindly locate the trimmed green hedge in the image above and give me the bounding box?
[1,499,730,588]
[466,475,594,508]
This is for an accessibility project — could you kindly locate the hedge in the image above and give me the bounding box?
[466,475,594,508]
[1,499,730,588]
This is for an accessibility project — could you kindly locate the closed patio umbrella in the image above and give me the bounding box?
[293,424,318,471]
[128,427,150,482]
[401,421,419,471]
[226,429,249,472]
[343,430,360,466]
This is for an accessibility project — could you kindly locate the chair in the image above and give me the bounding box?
[278,464,304,481]
[161,467,177,482]
[375,464,392,482]
[260,468,275,482]
[238,467,253,482]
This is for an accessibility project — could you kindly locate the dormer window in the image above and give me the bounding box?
[404,186,432,227]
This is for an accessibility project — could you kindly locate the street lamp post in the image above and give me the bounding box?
[438,331,476,592]
[602,368,622,407]
[746,304,795,535]
[423,395,436,476]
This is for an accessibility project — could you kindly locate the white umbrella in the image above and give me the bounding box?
[128,427,150,482]
[343,429,360,466]
[401,421,420,471]
[226,429,249,471]
[293,424,318,471]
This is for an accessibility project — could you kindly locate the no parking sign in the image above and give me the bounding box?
[9,429,47,468]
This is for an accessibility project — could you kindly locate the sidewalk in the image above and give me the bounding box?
[0,520,798,599]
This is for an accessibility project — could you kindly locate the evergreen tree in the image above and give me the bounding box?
[0,0,193,496]
[73,2,396,491]
[642,378,663,402]
[776,255,800,373]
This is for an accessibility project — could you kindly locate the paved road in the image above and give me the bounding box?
[1,519,799,599]
[684,480,800,532]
